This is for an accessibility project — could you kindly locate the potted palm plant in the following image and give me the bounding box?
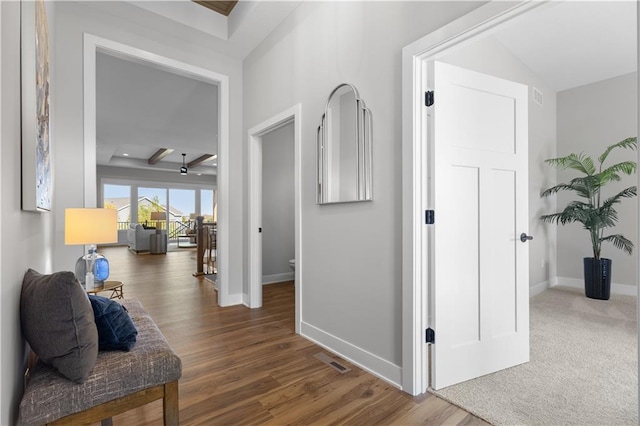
[540,137,637,300]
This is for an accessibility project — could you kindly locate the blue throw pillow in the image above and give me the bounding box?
[88,295,138,351]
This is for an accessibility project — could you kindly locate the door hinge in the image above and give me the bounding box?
[425,210,435,225]
[425,91,434,107]
[426,328,435,344]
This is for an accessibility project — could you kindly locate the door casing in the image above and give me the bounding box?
[83,34,233,305]
[401,0,552,395]
[248,104,302,333]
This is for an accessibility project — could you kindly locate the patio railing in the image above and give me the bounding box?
[119,220,214,241]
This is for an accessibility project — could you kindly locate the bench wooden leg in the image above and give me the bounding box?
[47,383,174,425]
[163,381,179,426]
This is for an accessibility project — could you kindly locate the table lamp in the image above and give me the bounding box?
[150,211,165,229]
[65,208,117,290]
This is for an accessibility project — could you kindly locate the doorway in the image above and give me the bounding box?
[248,105,302,332]
[261,123,295,284]
[83,34,233,305]
[401,0,639,395]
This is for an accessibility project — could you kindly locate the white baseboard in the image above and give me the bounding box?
[300,321,402,389]
[263,272,294,285]
[552,276,637,297]
[529,280,550,298]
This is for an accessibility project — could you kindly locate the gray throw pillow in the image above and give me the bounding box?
[20,269,98,383]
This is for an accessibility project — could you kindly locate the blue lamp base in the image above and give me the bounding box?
[74,247,110,289]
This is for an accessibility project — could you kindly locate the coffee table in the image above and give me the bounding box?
[86,280,124,299]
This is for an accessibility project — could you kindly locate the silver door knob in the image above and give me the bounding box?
[520,233,533,243]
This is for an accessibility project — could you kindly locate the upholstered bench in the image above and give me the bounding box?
[18,299,181,425]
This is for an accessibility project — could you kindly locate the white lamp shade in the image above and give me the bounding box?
[150,211,165,221]
[65,208,118,245]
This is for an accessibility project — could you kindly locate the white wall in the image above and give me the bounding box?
[556,73,638,287]
[262,122,295,282]
[0,2,56,423]
[439,35,559,293]
[243,1,482,384]
[51,2,244,297]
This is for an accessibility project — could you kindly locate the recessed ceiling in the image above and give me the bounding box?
[96,52,219,175]
[193,0,238,17]
[493,1,637,92]
[120,0,302,60]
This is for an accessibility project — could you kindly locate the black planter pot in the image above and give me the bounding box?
[583,257,612,300]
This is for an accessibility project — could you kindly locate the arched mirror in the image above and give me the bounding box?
[317,83,372,204]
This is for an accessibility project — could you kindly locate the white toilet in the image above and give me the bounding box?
[288,259,295,271]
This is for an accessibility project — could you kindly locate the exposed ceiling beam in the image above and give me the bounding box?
[148,148,174,165]
[193,0,238,17]
[188,154,217,168]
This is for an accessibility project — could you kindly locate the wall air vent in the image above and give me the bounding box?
[533,87,543,107]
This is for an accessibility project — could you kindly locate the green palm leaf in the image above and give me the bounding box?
[598,137,637,164]
[541,177,598,199]
[545,153,596,175]
[600,234,634,255]
[601,187,637,209]
[608,161,637,175]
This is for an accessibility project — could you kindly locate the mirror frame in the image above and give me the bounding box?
[316,83,372,204]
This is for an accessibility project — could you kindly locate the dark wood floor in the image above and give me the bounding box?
[100,246,486,425]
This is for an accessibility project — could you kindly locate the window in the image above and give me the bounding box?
[138,187,167,226]
[102,184,131,230]
[101,179,215,240]
[201,189,214,223]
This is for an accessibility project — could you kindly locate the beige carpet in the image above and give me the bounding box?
[430,286,638,425]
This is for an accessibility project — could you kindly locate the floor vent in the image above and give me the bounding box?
[533,87,543,107]
[314,352,351,374]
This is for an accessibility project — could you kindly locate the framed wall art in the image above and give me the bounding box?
[21,0,51,212]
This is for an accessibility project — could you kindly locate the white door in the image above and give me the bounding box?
[430,61,530,390]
